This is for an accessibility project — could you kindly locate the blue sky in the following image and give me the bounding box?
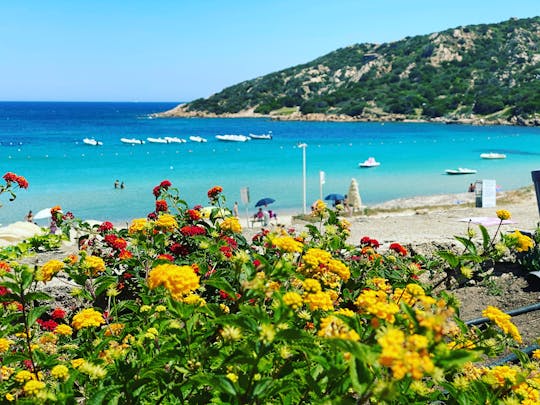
[1,0,538,102]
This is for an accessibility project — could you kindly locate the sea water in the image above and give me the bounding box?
[1,101,540,225]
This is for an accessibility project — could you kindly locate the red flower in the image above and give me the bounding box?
[51,308,66,319]
[191,264,200,274]
[389,243,408,256]
[160,180,172,189]
[0,286,10,296]
[253,259,261,268]
[2,172,17,182]
[119,250,133,260]
[37,318,58,331]
[221,235,238,250]
[147,212,157,220]
[180,225,206,236]
[98,221,114,233]
[170,242,190,256]
[157,254,174,262]
[155,200,168,212]
[220,246,232,258]
[0,261,11,273]
[207,186,223,199]
[15,175,28,189]
[122,272,133,279]
[360,236,380,248]
[152,186,161,197]
[187,209,201,221]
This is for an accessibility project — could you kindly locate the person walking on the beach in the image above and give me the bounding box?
[114,179,119,189]
[25,210,33,222]
[233,201,239,217]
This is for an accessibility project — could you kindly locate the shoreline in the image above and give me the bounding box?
[1,186,538,249]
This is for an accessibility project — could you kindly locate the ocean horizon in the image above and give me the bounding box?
[1,101,540,226]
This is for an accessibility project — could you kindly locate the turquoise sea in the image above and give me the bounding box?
[1,101,540,225]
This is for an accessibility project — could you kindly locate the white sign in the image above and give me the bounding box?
[240,187,250,205]
[480,179,497,208]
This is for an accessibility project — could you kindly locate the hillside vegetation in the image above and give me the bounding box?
[159,16,540,125]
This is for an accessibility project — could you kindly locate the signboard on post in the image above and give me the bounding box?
[240,187,250,205]
[475,179,496,208]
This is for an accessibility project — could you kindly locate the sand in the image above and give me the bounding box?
[242,186,540,248]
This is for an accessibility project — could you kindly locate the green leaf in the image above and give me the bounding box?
[438,349,480,369]
[479,225,491,250]
[455,236,477,254]
[24,291,53,302]
[87,385,122,405]
[27,306,49,327]
[204,278,237,299]
[252,378,274,397]
[437,250,460,268]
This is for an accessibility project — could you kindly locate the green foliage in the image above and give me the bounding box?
[0,185,537,403]
[178,17,540,122]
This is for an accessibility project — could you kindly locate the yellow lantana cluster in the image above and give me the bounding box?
[128,218,147,234]
[355,289,400,324]
[71,308,105,330]
[496,209,511,220]
[303,291,334,311]
[311,199,327,216]
[507,230,534,252]
[84,255,106,276]
[300,248,350,284]
[378,327,435,380]
[37,259,64,282]
[51,364,69,381]
[0,337,12,353]
[147,264,200,300]
[271,235,303,253]
[220,216,242,233]
[317,315,359,341]
[282,291,303,310]
[482,305,522,343]
[154,214,178,232]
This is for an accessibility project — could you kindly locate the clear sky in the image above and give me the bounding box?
[1,0,538,102]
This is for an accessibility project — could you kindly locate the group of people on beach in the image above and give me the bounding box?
[114,179,125,189]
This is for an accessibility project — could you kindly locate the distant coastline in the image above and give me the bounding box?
[154,103,540,127]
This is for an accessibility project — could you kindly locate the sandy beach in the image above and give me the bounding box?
[242,186,540,249]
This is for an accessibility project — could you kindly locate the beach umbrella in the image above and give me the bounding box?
[255,197,275,207]
[324,193,344,201]
[347,178,362,213]
[33,208,52,220]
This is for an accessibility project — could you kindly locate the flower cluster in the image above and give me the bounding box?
[71,308,105,330]
[2,172,28,189]
[147,264,200,300]
[207,185,223,200]
[482,305,522,343]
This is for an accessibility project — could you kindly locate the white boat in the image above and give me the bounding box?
[147,137,169,144]
[82,137,103,146]
[359,157,380,168]
[216,134,250,142]
[164,136,186,143]
[120,137,145,145]
[445,168,477,175]
[249,131,273,140]
[189,135,207,143]
[480,152,506,159]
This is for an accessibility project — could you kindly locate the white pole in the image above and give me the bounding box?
[299,143,308,214]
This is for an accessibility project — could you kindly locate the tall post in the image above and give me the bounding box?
[319,170,325,201]
[298,143,308,214]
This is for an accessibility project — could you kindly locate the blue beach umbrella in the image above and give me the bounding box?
[255,197,275,207]
[324,193,344,201]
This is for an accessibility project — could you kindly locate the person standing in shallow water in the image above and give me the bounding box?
[120,181,125,189]
[114,179,119,189]
[233,202,239,217]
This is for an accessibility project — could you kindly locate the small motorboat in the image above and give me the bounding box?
[249,131,273,140]
[359,157,380,168]
[147,137,169,144]
[164,136,186,143]
[480,152,506,159]
[189,135,208,143]
[216,134,250,142]
[83,137,103,146]
[120,137,145,145]
[445,168,477,175]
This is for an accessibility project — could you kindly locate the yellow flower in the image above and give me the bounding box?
[54,324,73,336]
[15,370,34,383]
[482,306,522,343]
[128,218,147,234]
[154,214,178,232]
[1,366,14,379]
[226,372,238,383]
[460,266,474,279]
[311,199,327,216]
[5,393,14,402]
[23,380,45,396]
[271,235,303,253]
[147,264,200,300]
[37,259,64,282]
[220,217,242,233]
[84,255,106,276]
[496,209,511,220]
[0,337,12,353]
[507,230,534,252]
[71,358,85,369]
[51,364,69,381]
[104,323,124,337]
[318,315,360,341]
[303,291,334,311]
[78,361,107,380]
[140,305,152,312]
[282,292,303,310]
[220,325,242,342]
[155,305,166,312]
[71,308,105,330]
[302,278,322,293]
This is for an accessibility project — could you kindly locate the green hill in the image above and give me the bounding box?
[159,16,540,126]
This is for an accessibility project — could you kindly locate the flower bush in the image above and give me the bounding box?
[0,180,538,403]
[0,171,28,206]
